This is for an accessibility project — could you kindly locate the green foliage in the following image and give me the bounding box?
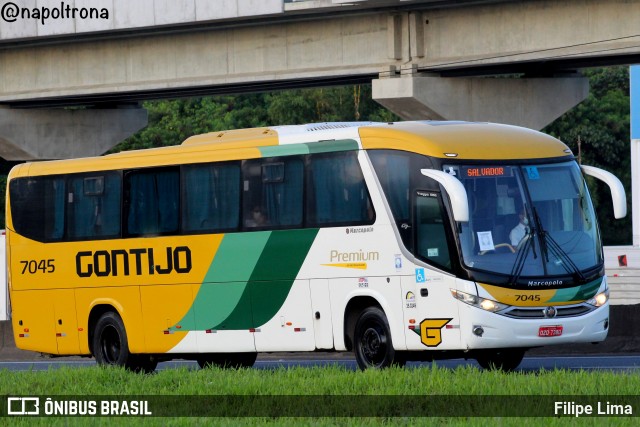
[113,95,271,151]
[544,67,631,245]
[112,85,397,152]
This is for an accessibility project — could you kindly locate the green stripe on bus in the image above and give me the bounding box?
[170,232,271,331]
[259,145,310,157]
[207,228,319,330]
[258,139,359,158]
[548,278,602,303]
[172,229,319,331]
[572,277,603,300]
[248,228,319,326]
[306,139,359,154]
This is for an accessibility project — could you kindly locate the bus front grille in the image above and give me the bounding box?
[501,304,594,319]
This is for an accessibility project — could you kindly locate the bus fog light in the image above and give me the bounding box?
[587,290,609,307]
[473,326,484,337]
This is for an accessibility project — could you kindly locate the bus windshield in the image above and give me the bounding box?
[449,161,602,279]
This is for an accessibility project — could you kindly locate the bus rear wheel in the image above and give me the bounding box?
[92,311,156,373]
[475,348,525,372]
[197,352,257,369]
[353,307,404,370]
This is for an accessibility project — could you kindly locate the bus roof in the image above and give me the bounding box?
[10,121,572,178]
[358,121,571,160]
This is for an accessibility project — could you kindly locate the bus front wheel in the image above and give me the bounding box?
[92,311,156,373]
[353,307,404,370]
[475,348,525,372]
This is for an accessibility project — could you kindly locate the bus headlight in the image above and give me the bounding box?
[586,290,609,307]
[450,290,508,313]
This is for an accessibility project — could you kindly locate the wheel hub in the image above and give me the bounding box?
[361,326,387,363]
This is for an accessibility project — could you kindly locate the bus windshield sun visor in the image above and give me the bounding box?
[420,169,469,222]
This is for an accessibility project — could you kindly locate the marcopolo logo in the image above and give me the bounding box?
[345,227,373,235]
[75,246,192,278]
[527,280,564,287]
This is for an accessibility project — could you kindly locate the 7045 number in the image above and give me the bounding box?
[20,259,55,274]
[515,294,541,302]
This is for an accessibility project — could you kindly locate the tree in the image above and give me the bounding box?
[113,95,270,152]
[544,67,631,245]
[113,85,397,152]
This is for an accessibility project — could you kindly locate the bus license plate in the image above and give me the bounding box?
[539,325,563,337]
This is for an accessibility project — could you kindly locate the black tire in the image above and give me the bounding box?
[92,311,155,373]
[197,352,258,369]
[475,348,525,372]
[134,355,159,374]
[353,306,404,370]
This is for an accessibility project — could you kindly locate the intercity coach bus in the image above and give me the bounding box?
[5,121,626,372]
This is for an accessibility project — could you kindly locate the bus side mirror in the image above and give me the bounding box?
[420,169,469,222]
[580,165,627,219]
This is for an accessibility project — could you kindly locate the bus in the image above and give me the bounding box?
[5,121,626,372]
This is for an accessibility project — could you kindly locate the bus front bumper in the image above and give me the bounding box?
[459,302,609,349]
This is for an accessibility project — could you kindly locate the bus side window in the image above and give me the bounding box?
[9,177,65,242]
[369,150,411,245]
[125,167,179,236]
[182,162,240,232]
[307,151,374,227]
[242,157,303,229]
[67,173,121,239]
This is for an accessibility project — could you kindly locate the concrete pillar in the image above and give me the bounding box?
[0,107,148,161]
[372,74,589,131]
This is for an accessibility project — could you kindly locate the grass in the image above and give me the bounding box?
[1,364,639,426]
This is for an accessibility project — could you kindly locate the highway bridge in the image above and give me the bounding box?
[0,0,639,159]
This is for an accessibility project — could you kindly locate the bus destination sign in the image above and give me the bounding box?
[463,166,512,178]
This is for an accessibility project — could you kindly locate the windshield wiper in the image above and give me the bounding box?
[508,228,533,286]
[508,205,541,286]
[531,207,585,282]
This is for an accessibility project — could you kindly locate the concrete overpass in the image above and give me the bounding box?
[1,0,640,159]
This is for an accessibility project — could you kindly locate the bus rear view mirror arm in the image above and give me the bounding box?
[420,169,469,222]
[580,165,627,219]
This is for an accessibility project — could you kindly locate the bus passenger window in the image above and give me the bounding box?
[9,176,65,242]
[307,151,374,227]
[243,157,303,229]
[125,167,179,236]
[182,162,240,232]
[369,150,411,247]
[67,173,121,239]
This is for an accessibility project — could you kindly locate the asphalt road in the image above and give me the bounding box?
[2,354,640,372]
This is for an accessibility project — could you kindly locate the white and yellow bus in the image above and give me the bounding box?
[5,121,626,371]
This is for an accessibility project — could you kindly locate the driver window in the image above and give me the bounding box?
[416,192,453,271]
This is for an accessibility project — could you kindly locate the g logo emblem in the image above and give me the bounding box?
[419,318,452,347]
